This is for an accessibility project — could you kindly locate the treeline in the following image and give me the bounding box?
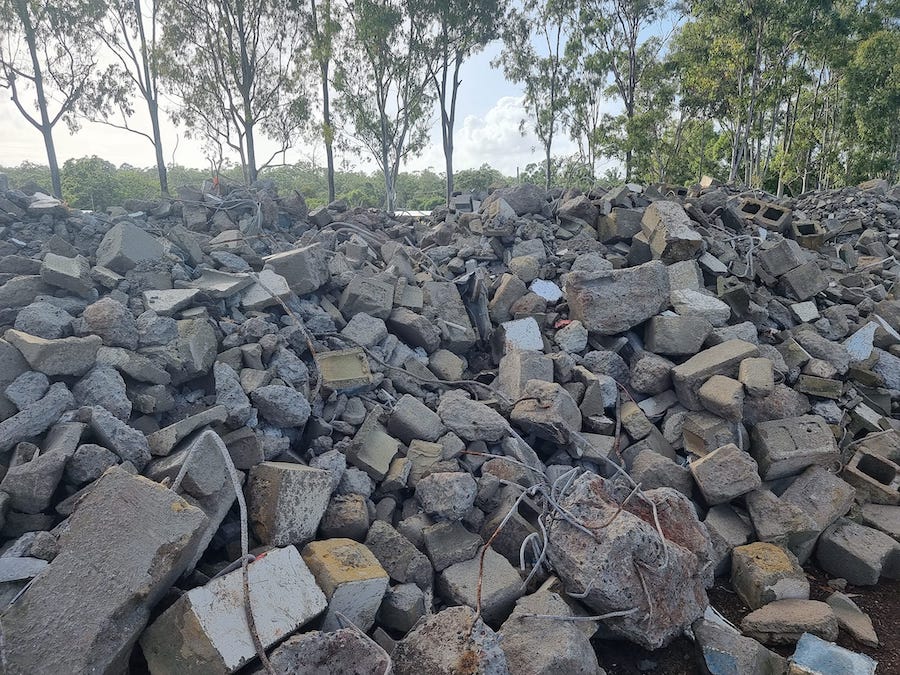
[0,158,513,212]
[1,0,897,209]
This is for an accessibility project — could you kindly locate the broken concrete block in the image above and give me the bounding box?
[388,393,445,443]
[423,281,477,353]
[437,391,508,443]
[698,375,744,422]
[671,339,759,409]
[240,268,291,311]
[565,260,670,335]
[779,261,828,301]
[790,632,877,675]
[73,366,131,421]
[746,489,819,562]
[704,504,753,576]
[671,289,732,327]
[437,546,523,626]
[378,582,426,633]
[387,307,442,352]
[248,462,332,546]
[843,448,900,505]
[0,450,66,514]
[641,200,703,263]
[365,520,432,589]
[690,443,761,505]
[95,222,164,274]
[267,628,392,674]
[644,314,712,356]
[693,616,787,675]
[39,252,93,298]
[0,382,74,453]
[496,317,544,353]
[816,519,900,585]
[262,243,329,295]
[89,405,152,470]
[146,405,228,456]
[349,412,400,481]
[4,329,101,377]
[340,311,388,348]
[424,519,483,572]
[731,542,809,610]
[141,288,199,316]
[749,415,839,480]
[314,348,374,393]
[780,465,855,535]
[510,380,582,444]
[499,588,603,675]
[0,467,207,674]
[547,473,710,649]
[489,273,528,323]
[83,297,140,349]
[738,357,775,398]
[250,385,310,428]
[757,237,804,277]
[340,275,394,320]
[826,591,878,647]
[416,471,477,521]
[141,546,326,674]
[392,606,508,675]
[742,599,837,646]
[498,349,553,401]
[301,538,389,632]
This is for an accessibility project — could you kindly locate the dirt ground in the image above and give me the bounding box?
[593,567,900,674]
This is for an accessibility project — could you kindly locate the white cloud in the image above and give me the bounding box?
[406,95,577,177]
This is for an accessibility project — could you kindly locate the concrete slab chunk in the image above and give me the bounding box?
[0,467,207,674]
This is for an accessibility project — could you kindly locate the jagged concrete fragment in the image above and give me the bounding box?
[40,253,93,297]
[248,461,332,546]
[141,546,326,674]
[393,606,509,675]
[546,473,711,649]
[0,382,74,452]
[146,405,228,456]
[95,222,165,273]
[499,588,604,675]
[263,243,329,295]
[565,261,670,335]
[731,542,809,610]
[267,628,392,674]
[302,538,389,632]
[671,340,759,409]
[89,405,152,470]
[4,329,101,377]
[0,468,207,675]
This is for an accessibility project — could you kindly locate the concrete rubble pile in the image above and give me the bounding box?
[0,174,897,674]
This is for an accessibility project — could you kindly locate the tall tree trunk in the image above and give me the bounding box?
[321,63,335,202]
[17,0,62,198]
[148,99,169,195]
[246,122,258,183]
[311,0,335,203]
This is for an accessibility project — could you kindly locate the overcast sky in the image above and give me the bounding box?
[0,41,622,178]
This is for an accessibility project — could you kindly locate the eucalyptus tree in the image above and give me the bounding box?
[94,0,170,194]
[412,0,505,203]
[0,0,107,197]
[159,0,310,183]
[334,0,433,212]
[495,0,577,189]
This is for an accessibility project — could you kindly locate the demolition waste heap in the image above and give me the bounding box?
[0,173,898,674]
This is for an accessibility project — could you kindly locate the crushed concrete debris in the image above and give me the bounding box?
[0,176,896,672]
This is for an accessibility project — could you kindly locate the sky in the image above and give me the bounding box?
[0,40,601,179]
